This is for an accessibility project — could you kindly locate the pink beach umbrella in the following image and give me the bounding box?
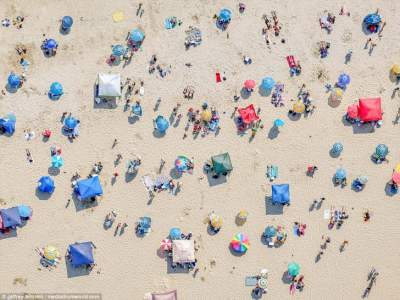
[244,80,256,90]
[161,239,172,251]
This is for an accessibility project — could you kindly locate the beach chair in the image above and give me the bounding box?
[266,165,278,181]
[136,217,151,235]
[245,276,258,286]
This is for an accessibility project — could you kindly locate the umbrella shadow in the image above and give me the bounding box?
[65,259,91,278]
[35,189,52,200]
[206,225,219,236]
[281,271,293,284]
[384,183,396,197]
[267,126,279,139]
[287,112,301,121]
[206,172,227,187]
[59,26,71,35]
[329,149,340,158]
[258,86,271,97]
[389,70,398,83]
[152,129,166,138]
[156,247,167,259]
[48,167,61,176]
[128,115,139,124]
[240,88,251,99]
[265,196,283,215]
[228,245,246,257]
[5,84,18,93]
[170,168,182,179]
[125,171,138,183]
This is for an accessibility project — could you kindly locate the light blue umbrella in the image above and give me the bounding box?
[17,205,32,218]
[64,117,78,130]
[61,16,73,30]
[130,29,144,43]
[112,44,126,56]
[331,142,343,155]
[132,103,142,116]
[274,119,284,127]
[219,9,232,22]
[50,82,63,97]
[264,226,277,238]
[261,77,275,91]
[169,227,181,240]
[51,155,64,169]
[155,116,169,133]
[8,73,21,88]
[375,144,388,159]
[335,168,346,180]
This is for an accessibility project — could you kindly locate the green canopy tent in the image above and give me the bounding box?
[211,153,233,175]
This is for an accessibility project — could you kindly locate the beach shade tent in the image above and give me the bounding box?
[17,205,32,218]
[274,118,285,127]
[129,29,145,43]
[211,153,233,175]
[61,16,73,30]
[264,226,277,238]
[155,116,169,133]
[7,73,21,89]
[0,207,22,228]
[238,104,259,125]
[44,245,60,261]
[64,117,78,130]
[175,156,191,173]
[261,77,275,91]
[337,73,351,89]
[331,142,343,156]
[230,233,250,254]
[38,176,55,193]
[169,227,182,240]
[51,155,64,169]
[391,64,400,76]
[244,79,256,90]
[49,82,63,97]
[271,184,290,205]
[112,44,126,57]
[151,290,177,300]
[347,104,359,119]
[0,118,16,135]
[172,240,195,264]
[358,98,382,122]
[218,9,232,22]
[375,144,389,159]
[288,262,300,277]
[335,168,347,181]
[363,13,381,33]
[97,73,121,98]
[200,110,212,122]
[74,176,103,200]
[68,242,94,266]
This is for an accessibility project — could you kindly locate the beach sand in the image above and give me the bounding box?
[1,0,400,299]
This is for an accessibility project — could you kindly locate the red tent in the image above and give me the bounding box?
[358,98,382,122]
[238,104,259,125]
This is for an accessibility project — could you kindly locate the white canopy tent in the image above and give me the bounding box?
[97,73,121,98]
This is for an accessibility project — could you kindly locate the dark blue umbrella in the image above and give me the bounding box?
[155,116,169,133]
[261,77,275,91]
[219,9,232,22]
[8,73,21,89]
[68,242,94,266]
[61,16,73,30]
[50,82,63,96]
[130,29,144,43]
[0,118,16,135]
[337,73,350,89]
[38,176,55,193]
[364,13,381,25]
[45,39,58,49]
[64,117,78,130]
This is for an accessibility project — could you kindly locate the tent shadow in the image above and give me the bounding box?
[71,192,98,212]
[258,86,271,97]
[265,196,283,215]
[48,167,60,176]
[0,229,17,240]
[35,189,52,200]
[65,260,91,278]
[206,172,227,187]
[153,130,166,139]
[92,84,117,109]
[352,123,375,134]
[166,257,190,274]
[240,88,251,99]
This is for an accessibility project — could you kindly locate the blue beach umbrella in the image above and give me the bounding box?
[375,144,388,158]
[17,205,32,218]
[155,116,169,133]
[219,9,232,22]
[61,16,73,30]
[130,29,144,43]
[337,73,350,89]
[64,117,78,130]
[112,44,126,56]
[132,103,142,116]
[261,77,275,91]
[38,176,55,193]
[169,227,182,240]
[274,119,284,127]
[331,142,343,155]
[45,39,58,49]
[335,168,347,180]
[8,73,21,89]
[364,13,381,26]
[264,226,277,238]
[51,155,64,169]
[50,82,63,96]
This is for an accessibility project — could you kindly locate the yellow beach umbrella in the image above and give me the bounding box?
[237,210,248,221]
[201,110,212,122]
[209,213,222,229]
[391,64,400,75]
[394,163,400,173]
[293,101,305,113]
[44,245,59,260]
[112,11,125,23]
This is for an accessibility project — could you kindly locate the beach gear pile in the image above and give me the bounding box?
[187,106,220,136]
[262,225,287,246]
[184,26,202,49]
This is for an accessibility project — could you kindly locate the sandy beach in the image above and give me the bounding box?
[1,0,400,299]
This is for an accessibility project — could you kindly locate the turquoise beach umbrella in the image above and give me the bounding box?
[51,155,64,169]
[261,77,275,91]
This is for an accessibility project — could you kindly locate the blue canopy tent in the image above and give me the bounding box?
[0,207,22,228]
[219,9,232,22]
[155,116,169,133]
[75,176,103,200]
[68,242,94,266]
[49,82,63,98]
[64,117,78,130]
[271,184,290,205]
[261,77,275,91]
[0,118,16,135]
[38,176,55,193]
[129,29,145,44]
[61,16,73,31]
[7,73,21,89]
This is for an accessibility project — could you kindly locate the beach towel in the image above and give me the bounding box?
[216,72,221,83]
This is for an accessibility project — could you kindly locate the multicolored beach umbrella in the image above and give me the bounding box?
[230,233,250,253]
